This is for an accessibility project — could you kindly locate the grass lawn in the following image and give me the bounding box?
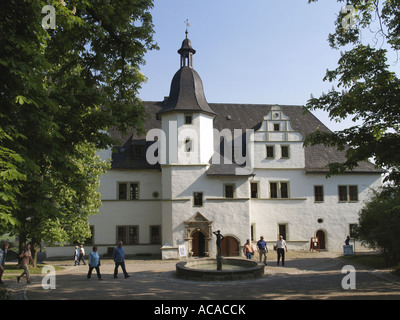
[341,253,400,275]
[2,264,65,279]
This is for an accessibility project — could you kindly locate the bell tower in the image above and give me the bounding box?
[178,29,196,68]
[157,30,215,165]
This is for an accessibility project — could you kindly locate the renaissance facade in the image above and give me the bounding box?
[47,32,382,259]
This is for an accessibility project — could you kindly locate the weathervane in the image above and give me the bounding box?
[185,19,190,37]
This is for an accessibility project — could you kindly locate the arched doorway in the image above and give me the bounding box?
[221,236,240,256]
[184,212,213,257]
[192,230,206,257]
[316,230,326,250]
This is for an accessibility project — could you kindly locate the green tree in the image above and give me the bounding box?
[306,0,400,184]
[356,186,400,265]
[0,0,157,259]
[0,128,26,233]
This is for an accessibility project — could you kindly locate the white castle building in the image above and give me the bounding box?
[48,32,382,259]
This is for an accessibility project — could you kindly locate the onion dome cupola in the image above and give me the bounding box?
[159,30,216,116]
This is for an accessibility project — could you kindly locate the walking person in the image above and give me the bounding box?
[74,246,80,266]
[243,239,255,259]
[17,244,35,284]
[257,236,268,265]
[113,241,130,279]
[276,235,288,266]
[0,242,9,285]
[87,246,102,280]
[78,245,86,265]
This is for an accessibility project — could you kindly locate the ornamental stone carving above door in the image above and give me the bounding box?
[184,212,213,257]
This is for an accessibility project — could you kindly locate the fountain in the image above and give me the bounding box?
[176,230,265,281]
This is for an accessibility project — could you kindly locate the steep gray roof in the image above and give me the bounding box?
[209,103,380,174]
[109,102,381,174]
[158,67,216,116]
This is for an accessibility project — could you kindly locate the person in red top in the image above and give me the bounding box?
[17,244,35,284]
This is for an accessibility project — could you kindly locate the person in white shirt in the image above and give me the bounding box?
[78,245,86,265]
[276,235,287,266]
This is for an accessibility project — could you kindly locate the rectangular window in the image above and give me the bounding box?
[251,224,256,242]
[349,224,358,239]
[280,182,288,198]
[128,226,138,244]
[117,225,139,245]
[84,226,94,245]
[278,224,287,240]
[349,185,358,201]
[281,145,289,158]
[117,226,127,244]
[250,182,258,198]
[270,182,278,198]
[339,185,358,202]
[338,185,348,202]
[130,183,139,200]
[185,114,192,124]
[273,123,280,131]
[270,181,289,198]
[314,186,324,202]
[224,184,234,198]
[118,183,127,200]
[150,225,161,244]
[118,182,139,200]
[193,192,203,206]
[266,146,274,158]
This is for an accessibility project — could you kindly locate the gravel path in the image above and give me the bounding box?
[4,251,400,300]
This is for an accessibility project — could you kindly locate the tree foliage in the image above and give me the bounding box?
[0,0,157,251]
[356,186,400,264]
[306,0,400,184]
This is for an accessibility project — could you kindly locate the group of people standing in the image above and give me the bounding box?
[243,235,288,266]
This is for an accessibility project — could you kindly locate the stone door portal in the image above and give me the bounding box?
[184,212,213,257]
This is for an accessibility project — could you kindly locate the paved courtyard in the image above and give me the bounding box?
[5,251,400,300]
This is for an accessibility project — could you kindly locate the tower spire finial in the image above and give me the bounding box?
[185,19,190,38]
[178,21,195,68]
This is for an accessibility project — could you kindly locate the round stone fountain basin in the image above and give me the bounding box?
[176,258,264,281]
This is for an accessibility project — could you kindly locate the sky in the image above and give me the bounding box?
[138,0,361,132]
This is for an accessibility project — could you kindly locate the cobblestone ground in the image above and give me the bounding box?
[4,251,400,300]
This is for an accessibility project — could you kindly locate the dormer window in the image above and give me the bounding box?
[273,123,280,131]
